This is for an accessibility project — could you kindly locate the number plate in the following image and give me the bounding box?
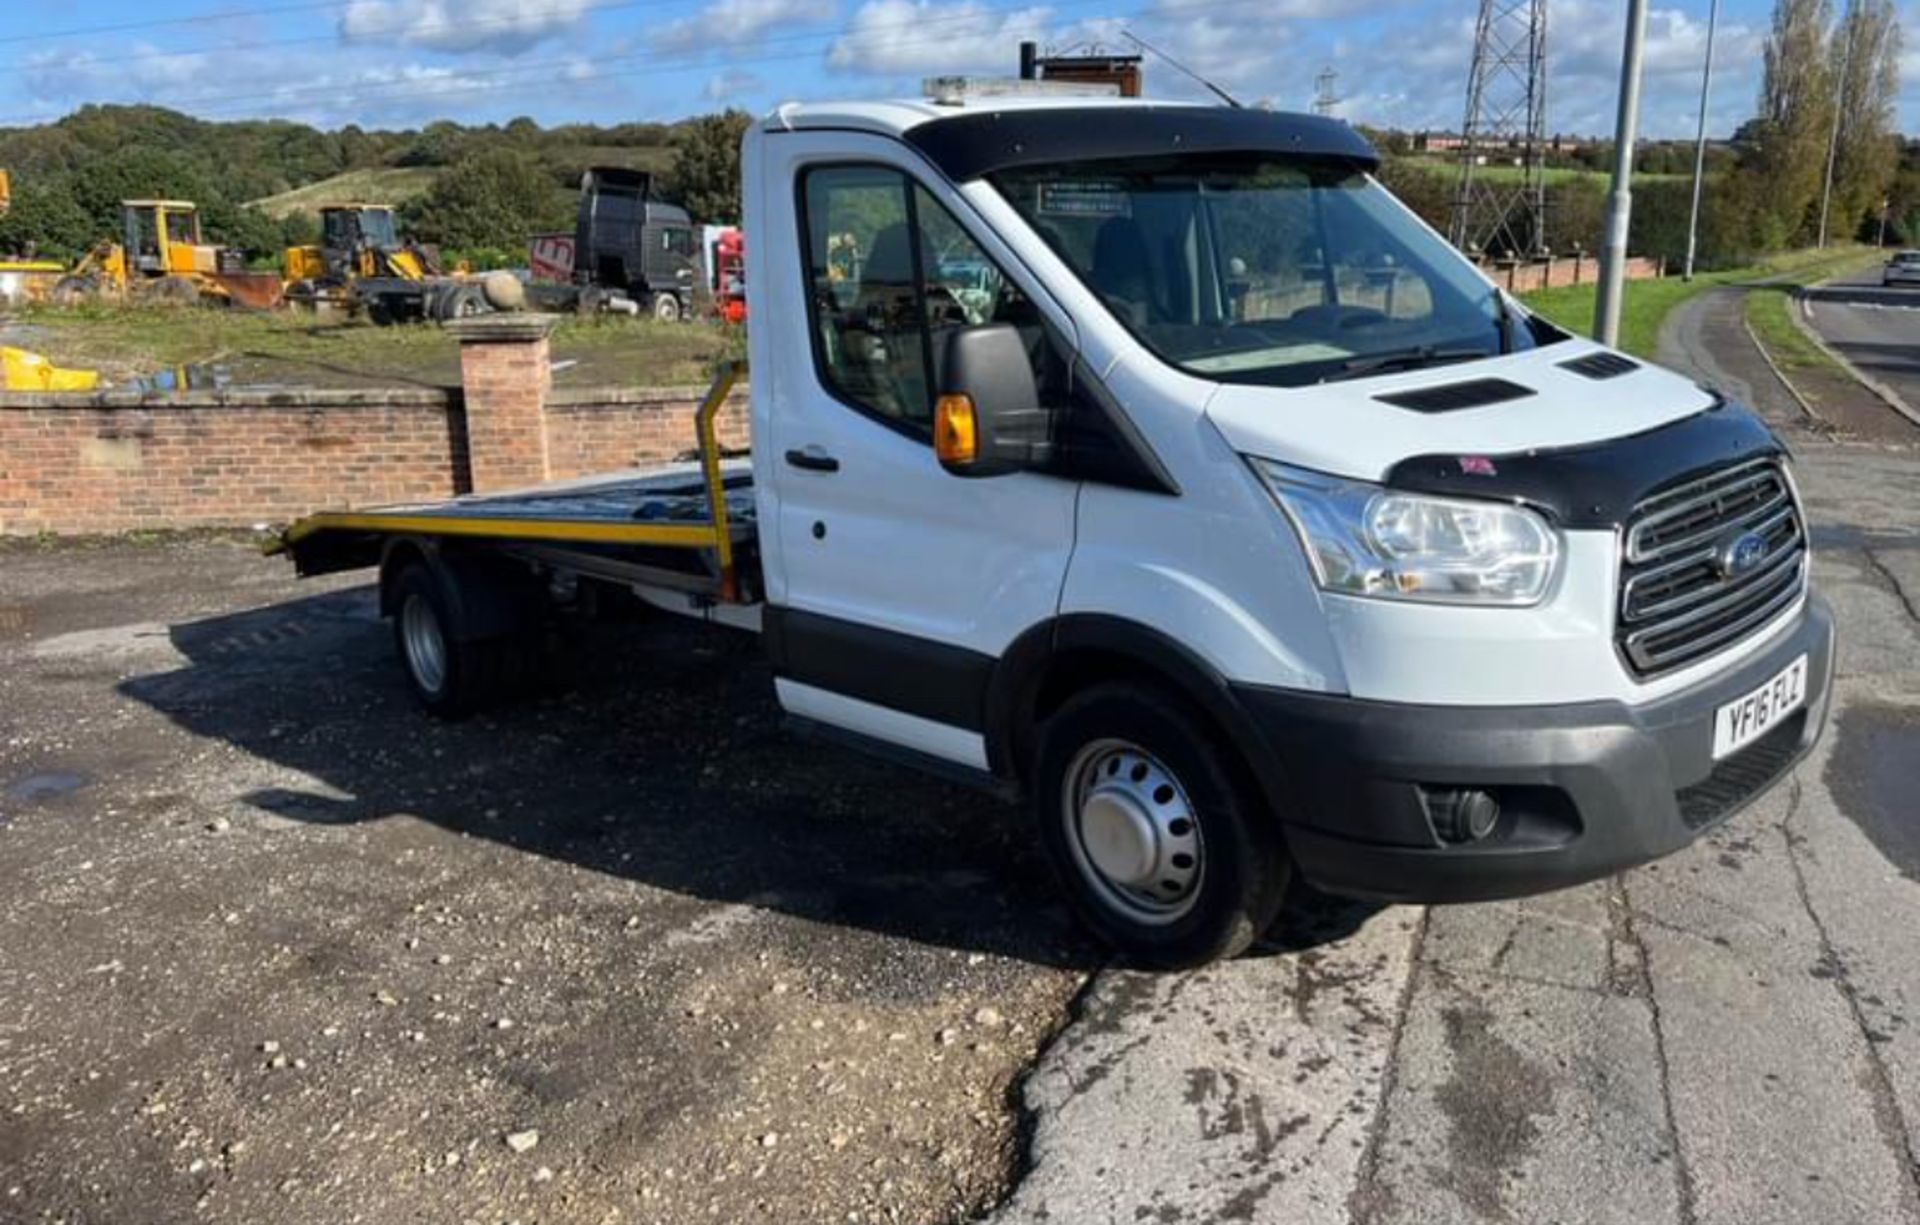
[1712,655,1808,760]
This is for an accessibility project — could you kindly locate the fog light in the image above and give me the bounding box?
[1425,787,1501,844]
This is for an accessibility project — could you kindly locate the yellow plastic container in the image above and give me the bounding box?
[2,346,100,391]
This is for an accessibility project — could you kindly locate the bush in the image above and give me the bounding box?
[401,149,574,252]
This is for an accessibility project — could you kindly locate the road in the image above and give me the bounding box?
[2,301,1918,1223]
[1802,267,1920,415]
[994,290,1920,1224]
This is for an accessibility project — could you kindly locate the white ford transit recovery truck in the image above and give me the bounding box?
[275,92,1834,968]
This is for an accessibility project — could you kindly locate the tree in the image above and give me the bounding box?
[1747,0,1837,245]
[0,179,94,261]
[1828,0,1902,240]
[401,148,573,251]
[668,110,752,224]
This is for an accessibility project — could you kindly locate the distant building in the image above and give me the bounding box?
[1017,42,1144,98]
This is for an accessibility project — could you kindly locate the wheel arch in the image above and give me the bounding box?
[986,614,1297,822]
[377,537,539,641]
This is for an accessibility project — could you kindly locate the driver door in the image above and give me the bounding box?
[754,133,1080,768]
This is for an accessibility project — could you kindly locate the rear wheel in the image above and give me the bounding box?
[438,285,488,322]
[1034,682,1291,968]
[389,563,530,719]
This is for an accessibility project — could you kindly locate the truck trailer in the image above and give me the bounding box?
[274,91,1834,968]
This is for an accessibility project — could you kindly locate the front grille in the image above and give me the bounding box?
[1618,459,1807,676]
[1676,712,1805,829]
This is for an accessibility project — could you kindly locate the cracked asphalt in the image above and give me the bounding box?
[2,284,1917,1223]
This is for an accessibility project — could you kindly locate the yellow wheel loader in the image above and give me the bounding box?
[52,200,284,310]
[284,205,509,326]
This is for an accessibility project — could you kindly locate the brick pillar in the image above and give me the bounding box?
[448,313,557,493]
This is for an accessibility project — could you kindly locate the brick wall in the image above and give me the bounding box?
[1,381,748,536]
[1480,254,1665,295]
[547,389,750,480]
[452,315,556,492]
[0,392,466,535]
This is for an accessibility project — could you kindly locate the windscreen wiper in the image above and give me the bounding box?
[1318,346,1492,384]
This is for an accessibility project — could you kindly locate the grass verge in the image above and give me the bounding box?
[4,303,738,390]
[1739,253,1889,387]
[1520,246,1878,359]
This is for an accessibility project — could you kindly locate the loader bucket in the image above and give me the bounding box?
[210,272,285,311]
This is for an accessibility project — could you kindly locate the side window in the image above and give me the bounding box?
[803,165,933,428]
[801,166,1049,433]
[166,211,197,246]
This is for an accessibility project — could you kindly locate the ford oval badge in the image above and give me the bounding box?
[1720,530,1770,577]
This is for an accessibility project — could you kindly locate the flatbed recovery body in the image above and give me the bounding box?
[276,366,758,614]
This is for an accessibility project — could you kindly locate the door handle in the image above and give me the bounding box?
[784,446,840,473]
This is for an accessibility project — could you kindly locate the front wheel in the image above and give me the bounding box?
[1033,683,1291,968]
[651,291,682,322]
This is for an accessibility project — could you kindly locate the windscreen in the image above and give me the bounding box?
[361,210,400,249]
[993,155,1559,386]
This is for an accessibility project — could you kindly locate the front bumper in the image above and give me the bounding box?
[1236,594,1835,903]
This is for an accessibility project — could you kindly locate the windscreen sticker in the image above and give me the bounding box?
[1036,181,1132,218]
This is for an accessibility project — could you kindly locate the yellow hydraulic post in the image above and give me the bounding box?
[695,360,745,603]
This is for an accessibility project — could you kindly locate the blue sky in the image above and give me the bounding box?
[0,0,1910,139]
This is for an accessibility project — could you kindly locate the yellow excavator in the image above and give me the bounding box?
[284,204,503,325]
[0,170,73,308]
[53,200,283,309]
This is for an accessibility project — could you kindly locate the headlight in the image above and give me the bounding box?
[1250,458,1559,606]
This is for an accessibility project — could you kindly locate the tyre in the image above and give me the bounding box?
[439,285,488,322]
[651,291,682,322]
[389,563,524,719]
[51,275,97,307]
[150,275,202,306]
[1034,682,1291,969]
[366,296,399,327]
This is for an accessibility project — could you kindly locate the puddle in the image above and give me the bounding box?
[1825,703,1920,880]
[6,771,92,802]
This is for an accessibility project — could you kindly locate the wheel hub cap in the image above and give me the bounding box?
[1063,741,1204,924]
[1080,788,1160,885]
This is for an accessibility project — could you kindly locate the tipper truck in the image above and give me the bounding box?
[274,89,1834,968]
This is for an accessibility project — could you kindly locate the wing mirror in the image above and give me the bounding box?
[934,323,1057,477]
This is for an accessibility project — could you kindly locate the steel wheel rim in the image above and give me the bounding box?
[1061,739,1204,925]
[400,593,448,695]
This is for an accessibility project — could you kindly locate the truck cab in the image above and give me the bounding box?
[574,167,701,320]
[281,93,1833,968]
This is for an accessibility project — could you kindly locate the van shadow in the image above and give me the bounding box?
[120,586,1382,970]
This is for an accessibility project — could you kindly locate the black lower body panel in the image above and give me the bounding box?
[1235,595,1836,904]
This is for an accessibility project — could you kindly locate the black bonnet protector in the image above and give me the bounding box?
[1383,397,1785,530]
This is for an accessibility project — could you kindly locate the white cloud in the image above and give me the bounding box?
[827,0,1054,74]
[24,42,214,103]
[339,0,595,55]
[1118,0,1770,139]
[706,69,768,99]
[654,0,836,53]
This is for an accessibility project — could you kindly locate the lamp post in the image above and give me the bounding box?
[1683,0,1721,280]
[1818,9,1857,249]
[1595,0,1651,345]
